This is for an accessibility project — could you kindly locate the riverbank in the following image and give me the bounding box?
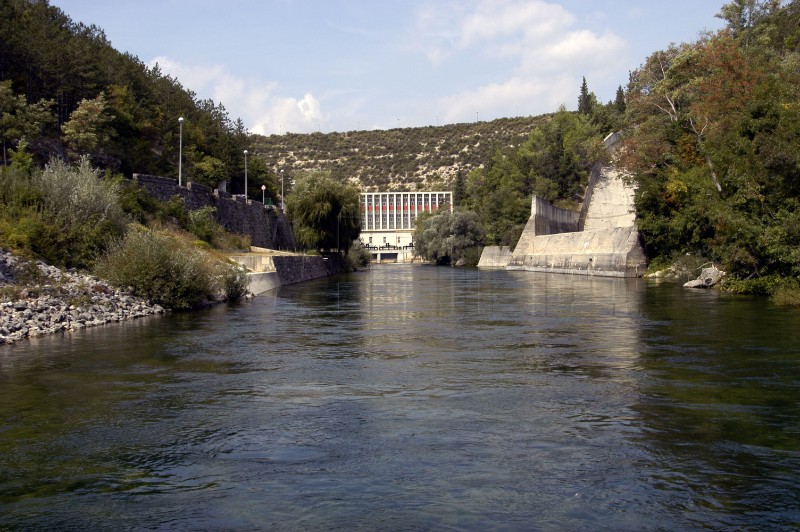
[0,249,166,345]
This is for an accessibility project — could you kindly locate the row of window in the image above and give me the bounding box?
[361,192,451,209]
[360,192,452,231]
[362,211,419,230]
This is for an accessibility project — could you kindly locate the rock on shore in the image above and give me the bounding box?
[683,265,725,289]
[0,249,166,345]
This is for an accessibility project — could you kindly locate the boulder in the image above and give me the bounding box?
[684,265,725,288]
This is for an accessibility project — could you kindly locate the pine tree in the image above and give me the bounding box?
[577,77,591,115]
[614,85,626,115]
[453,169,466,206]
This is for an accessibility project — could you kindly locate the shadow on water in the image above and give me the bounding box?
[1,265,798,529]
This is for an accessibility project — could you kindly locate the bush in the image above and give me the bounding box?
[771,280,800,307]
[95,226,218,310]
[345,240,371,271]
[723,275,784,296]
[218,261,249,302]
[34,157,128,236]
[0,159,129,269]
[187,206,221,243]
[460,245,484,267]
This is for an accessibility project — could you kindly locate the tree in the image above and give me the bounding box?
[717,0,781,45]
[414,210,484,266]
[244,155,278,204]
[578,77,592,115]
[286,171,361,252]
[614,85,626,115]
[623,8,800,287]
[192,155,227,188]
[453,169,466,206]
[0,80,55,165]
[61,92,111,161]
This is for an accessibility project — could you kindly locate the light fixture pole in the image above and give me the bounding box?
[243,150,249,202]
[261,184,266,204]
[280,169,285,212]
[178,116,184,186]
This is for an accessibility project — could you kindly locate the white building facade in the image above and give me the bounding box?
[359,191,453,250]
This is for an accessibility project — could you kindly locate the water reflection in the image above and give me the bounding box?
[0,265,798,529]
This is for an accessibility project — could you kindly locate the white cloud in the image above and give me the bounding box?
[148,56,325,135]
[437,75,574,124]
[416,0,630,119]
[458,0,574,48]
[250,93,325,136]
[518,29,627,75]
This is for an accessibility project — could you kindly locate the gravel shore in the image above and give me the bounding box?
[1,249,166,345]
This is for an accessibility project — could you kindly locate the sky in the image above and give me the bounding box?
[54,0,727,136]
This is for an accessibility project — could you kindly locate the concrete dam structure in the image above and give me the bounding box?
[480,162,646,277]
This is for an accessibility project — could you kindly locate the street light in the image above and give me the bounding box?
[178,117,184,186]
[261,184,266,204]
[243,149,248,202]
[280,169,285,212]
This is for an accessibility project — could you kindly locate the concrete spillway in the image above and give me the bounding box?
[479,162,647,277]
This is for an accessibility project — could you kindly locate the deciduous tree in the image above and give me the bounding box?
[286,171,361,252]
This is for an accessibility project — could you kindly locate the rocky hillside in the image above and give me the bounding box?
[251,115,551,192]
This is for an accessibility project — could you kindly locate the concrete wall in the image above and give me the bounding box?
[246,271,281,294]
[531,195,581,235]
[507,226,646,277]
[500,161,647,278]
[509,196,580,261]
[478,246,513,269]
[132,174,296,251]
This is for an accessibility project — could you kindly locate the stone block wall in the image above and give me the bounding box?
[271,255,329,285]
[132,174,296,250]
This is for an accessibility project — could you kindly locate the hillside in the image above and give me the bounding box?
[251,115,551,192]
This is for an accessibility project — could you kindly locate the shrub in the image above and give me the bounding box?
[772,280,800,307]
[187,206,220,243]
[95,226,252,309]
[217,261,249,302]
[34,157,128,236]
[0,159,129,268]
[345,240,371,271]
[95,226,216,310]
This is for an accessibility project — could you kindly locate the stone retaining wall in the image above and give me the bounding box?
[271,255,331,286]
[132,174,296,250]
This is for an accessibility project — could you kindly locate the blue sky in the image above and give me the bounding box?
[54,1,726,135]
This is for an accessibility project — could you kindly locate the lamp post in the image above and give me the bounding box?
[280,169,285,212]
[178,116,184,186]
[243,149,248,202]
[261,184,266,204]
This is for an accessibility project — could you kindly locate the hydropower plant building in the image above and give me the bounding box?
[359,191,452,261]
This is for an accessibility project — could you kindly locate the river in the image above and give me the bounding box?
[1,265,798,530]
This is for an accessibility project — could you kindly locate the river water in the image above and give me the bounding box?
[1,265,798,530]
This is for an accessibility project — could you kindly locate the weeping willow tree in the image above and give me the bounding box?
[286,170,361,252]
